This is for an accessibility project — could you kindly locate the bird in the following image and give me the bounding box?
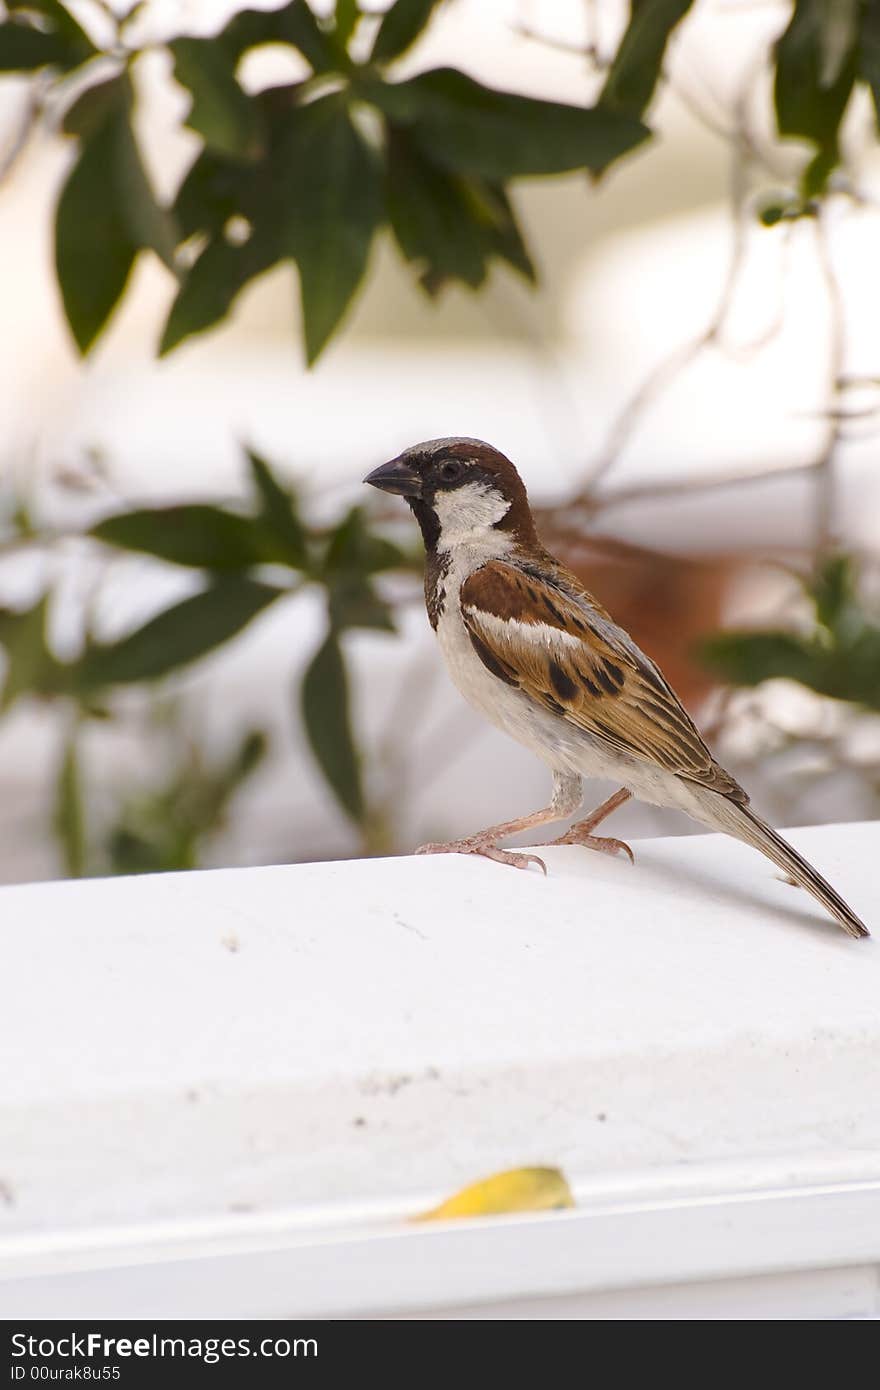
[364,437,868,939]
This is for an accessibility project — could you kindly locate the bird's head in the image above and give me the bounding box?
[364,437,536,552]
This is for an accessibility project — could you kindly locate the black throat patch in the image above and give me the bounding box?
[407,497,449,630]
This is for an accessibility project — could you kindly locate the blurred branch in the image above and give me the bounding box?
[518,32,795,514]
[579,121,755,501]
[513,26,607,70]
[670,44,793,183]
[549,23,864,568]
[561,457,822,517]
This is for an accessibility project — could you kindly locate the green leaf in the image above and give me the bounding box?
[104,724,269,877]
[774,0,858,191]
[831,627,880,708]
[370,0,441,64]
[113,109,179,271]
[809,552,855,632]
[599,1,694,118]
[278,96,382,363]
[160,229,277,353]
[328,579,394,632]
[700,554,880,713]
[698,630,825,691]
[246,448,308,565]
[386,128,490,290]
[167,88,382,358]
[0,592,69,709]
[56,86,178,351]
[165,67,383,361]
[859,0,880,128]
[62,74,127,138]
[319,503,413,635]
[170,36,265,159]
[815,0,860,87]
[0,3,93,72]
[56,111,137,351]
[221,1,338,73]
[172,148,248,240]
[469,182,535,284]
[54,730,87,878]
[0,19,69,70]
[800,146,836,199]
[105,824,189,877]
[301,632,364,821]
[334,0,361,47]
[8,1,93,52]
[385,127,533,293]
[367,67,648,178]
[805,552,875,655]
[102,725,268,878]
[225,728,268,785]
[169,88,303,237]
[323,505,407,575]
[91,504,274,570]
[76,578,285,688]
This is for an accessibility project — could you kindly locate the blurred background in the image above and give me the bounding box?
[1,0,879,883]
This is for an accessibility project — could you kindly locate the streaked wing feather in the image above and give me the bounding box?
[460,559,745,802]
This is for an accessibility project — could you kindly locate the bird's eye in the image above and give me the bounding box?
[439,459,463,482]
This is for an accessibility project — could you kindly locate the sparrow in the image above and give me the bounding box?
[365,438,868,939]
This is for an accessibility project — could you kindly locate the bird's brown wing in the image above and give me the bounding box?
[459,559,746,802]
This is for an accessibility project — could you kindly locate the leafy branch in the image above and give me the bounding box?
[700,553,880,712]
[0,447,415,861]
[0,0,649,363]
[526,1,880,552]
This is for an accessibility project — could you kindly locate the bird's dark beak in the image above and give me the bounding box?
[363,457,423,499]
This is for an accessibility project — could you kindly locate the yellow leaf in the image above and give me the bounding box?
[416,1166,575,1222]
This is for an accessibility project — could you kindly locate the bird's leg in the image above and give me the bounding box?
[415,771,583,875]
[550,787,635,863]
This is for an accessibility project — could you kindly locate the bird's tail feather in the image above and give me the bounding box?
[724,802,868,939]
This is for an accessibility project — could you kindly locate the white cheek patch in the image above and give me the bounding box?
[433,482,511,550]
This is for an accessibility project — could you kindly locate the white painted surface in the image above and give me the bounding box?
[2,1180,880,1320]
[1,821,879,1317]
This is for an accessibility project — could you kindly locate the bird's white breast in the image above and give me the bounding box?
[433,540,594,772]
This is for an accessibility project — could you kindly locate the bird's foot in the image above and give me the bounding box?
[415,837,547,875]
[550,827,635,864]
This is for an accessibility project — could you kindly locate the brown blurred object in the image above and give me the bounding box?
[535,516,744,710]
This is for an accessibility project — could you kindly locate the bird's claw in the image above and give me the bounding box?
[415,839,547,875]
[550,830,635,864]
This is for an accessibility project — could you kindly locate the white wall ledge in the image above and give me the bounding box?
[1,821,878,1317]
